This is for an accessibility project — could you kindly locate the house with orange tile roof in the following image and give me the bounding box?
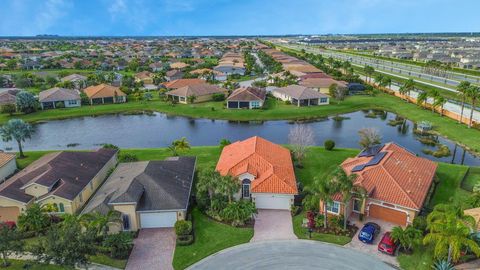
[162,78,205,89]
[321,143,437,226]
[216,136,298,210]
[83,84,127,105]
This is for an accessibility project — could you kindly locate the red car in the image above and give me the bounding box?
[377,232,397,255]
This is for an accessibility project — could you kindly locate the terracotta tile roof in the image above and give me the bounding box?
[273,85,328,100]
[299,78,347,88]
[216,136,297,195]
[341,143,437,210]
[83,84,126,99]
[39,87,80,102]
[135,71,154,80]
[163,79,205,89]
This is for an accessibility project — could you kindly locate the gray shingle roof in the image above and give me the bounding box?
[227,87,266,102]
[82,156,196,215]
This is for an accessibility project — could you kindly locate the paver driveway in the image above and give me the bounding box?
[126,228,176,270]
[251,209,297,242]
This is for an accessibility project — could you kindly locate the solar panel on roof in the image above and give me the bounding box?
[358,144,384,157]
[365,151,388,166]
[352,164,366,172]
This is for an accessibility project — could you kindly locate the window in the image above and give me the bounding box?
[320,97,328,103]
[353,199,361,213]
[68,100,77,105]
[242,184,250,198]
[251,101,261,108]
[326,201,340,214]
[122,215,130,231]
[59,203,65,213]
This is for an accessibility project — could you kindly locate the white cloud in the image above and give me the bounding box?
[34,0,72,34]
[108,0,127,19]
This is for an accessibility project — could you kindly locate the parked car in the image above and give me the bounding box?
[378,232,397,255]
[358,222,381,244]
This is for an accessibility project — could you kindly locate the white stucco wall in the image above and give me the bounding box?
[0,159,17,181]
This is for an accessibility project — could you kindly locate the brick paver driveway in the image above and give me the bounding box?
[126,228,176,270]
[251,209,297,242]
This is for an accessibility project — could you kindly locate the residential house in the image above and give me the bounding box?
[163,78,205,89]
[166,83,228,104]
[0,89,21,106]
[272,85,329,106]
[165,70,184,81]
[61,74,87,89]
[82,156,196,231]
[83,84,127,105]
[134,71,154,85]
[170,62,189,69]
[149,62,163,72]
[216,136,297,210]
[214,52,246,75]
[299,78,348,94]
[227,87,266,109]
[39,87,81,110]
[321,143,437,226]
[0,149,118,223]
[0,152,16,182]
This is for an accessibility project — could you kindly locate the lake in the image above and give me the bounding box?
[2,110,479,166]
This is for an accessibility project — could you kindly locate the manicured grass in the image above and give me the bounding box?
[172,208,253,270]
[292,211,352,245]
[397,246,435,270]
[0,260,67,270]
[88,254,127,269]
[462,167,480,192]
[16,152,54,169]
[427,163,470,208]
[295,147,359,188]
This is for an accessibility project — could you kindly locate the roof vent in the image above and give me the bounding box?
[75,177,79,181]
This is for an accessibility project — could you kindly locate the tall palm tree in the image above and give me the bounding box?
[0,119,34,158]
[428,89,440,112]
[417,91,428,109]
[330,167,357,230]
[424,204,480,263]
[309,176,337,229]
[467,85,480,128]
[81,210,122,237]
[364,65,375,83]
[433,96,447,116]
[399,79,415,101]
[456,81,471,124]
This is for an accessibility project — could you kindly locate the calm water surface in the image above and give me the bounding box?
[3,110,479,166]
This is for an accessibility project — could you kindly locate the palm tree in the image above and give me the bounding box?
[0,119,34,158]
[399,79,415,101]
[169,137,191,156]
[456,81,471,124]
[428,89,440,113]
[374,73,384,86]
[417,91,428,109]
[330,167,357,230]
[216,174,240,203]
[309,176,337,229]
[364,65,375,83]
[424,204,480,262]
[467,85,480,128]
[391,225,422,252]
[433,96,447,116]
[81,210,122,237]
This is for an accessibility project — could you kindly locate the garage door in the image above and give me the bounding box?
[0,207,20,223]
[254,195,291,210]
[368,204,407,225]
[139,212,177,228]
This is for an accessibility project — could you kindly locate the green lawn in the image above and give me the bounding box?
[292,211,352,245]
[462,167,480,192]
[0,260,67,270]
[397,246,435,270]
[88,254,127,269]
[172,208,253,270]
[427,163,470,208]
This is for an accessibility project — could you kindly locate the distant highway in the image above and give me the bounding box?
[286,44,480,89]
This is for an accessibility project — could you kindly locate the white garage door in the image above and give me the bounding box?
[254,195,291,210]
[140,212,177,228]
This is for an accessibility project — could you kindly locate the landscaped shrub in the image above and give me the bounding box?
[102,232,134,259]
[212,93,225,101]
[102,144,119,150]
[55,101,65,109]
[176,234,194,246]
[220,201,256,227]
[118,152,138,163]
[412,216,427,232]
[324,140,335,151]
[285,100,291,105]
[174,220,192,236]
[0,104,16,115]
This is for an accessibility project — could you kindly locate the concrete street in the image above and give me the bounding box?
[188,240,395,270]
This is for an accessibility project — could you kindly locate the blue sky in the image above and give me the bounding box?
[0,0,478,36]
